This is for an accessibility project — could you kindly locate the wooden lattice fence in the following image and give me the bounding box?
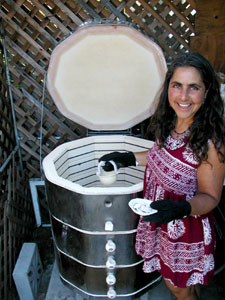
[0,36,35,300]
[0,0,197,179]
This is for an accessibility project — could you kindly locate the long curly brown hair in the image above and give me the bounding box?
[146,52,225,164]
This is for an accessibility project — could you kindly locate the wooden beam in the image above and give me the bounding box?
[187,0,196,9]
[190,34,225,73]
[195,0,225,35]
[190,0,225,73]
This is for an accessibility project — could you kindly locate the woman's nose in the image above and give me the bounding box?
[180,87,189,100]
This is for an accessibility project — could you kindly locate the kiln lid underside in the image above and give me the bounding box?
[47,23,167,130]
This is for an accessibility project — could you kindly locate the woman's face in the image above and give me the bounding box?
[168,66,206,123]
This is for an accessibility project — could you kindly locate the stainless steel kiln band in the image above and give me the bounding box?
[52,214,138,234]
[51,214,142,268]
[59,271,161,299]
[51,214,162,299]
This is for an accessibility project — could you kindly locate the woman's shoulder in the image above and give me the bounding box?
[207,140,225,163]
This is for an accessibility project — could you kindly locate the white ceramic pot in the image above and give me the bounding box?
[96,160,119,186]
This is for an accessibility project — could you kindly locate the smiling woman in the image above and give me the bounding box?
[100,52,225,300]
[147,52,225,165]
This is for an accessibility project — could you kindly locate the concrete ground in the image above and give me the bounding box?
[38,261,225,300]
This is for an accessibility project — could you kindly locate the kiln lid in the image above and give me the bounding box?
[47,23,167,130]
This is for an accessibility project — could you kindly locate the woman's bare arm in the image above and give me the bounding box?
[134,151,148,166]
[189,142,225,215]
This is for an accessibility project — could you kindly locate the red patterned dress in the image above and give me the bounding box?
[135,136,215,288]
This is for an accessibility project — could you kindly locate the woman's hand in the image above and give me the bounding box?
[99,151,137,171]
[99,151,148,171]
[142,200,191,224]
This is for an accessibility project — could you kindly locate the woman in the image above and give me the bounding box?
[99,52,225,300]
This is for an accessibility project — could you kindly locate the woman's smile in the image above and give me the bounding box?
[177,103,192,109]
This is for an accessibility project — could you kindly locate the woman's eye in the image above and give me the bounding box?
[172,83,180,88]
[190,85,199,91]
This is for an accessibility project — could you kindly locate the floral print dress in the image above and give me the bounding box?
[135,136,215,288]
